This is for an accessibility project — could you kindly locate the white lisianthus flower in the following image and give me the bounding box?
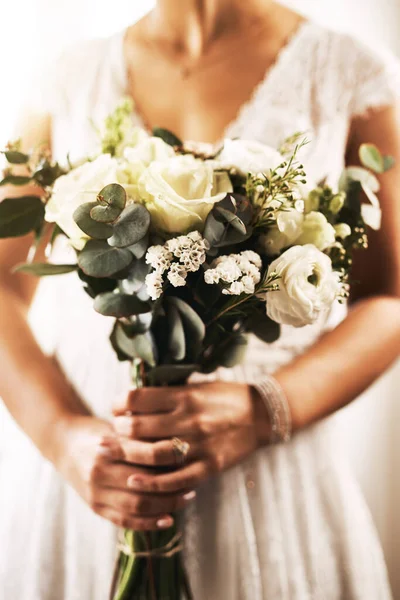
[266,245,341,327]
[334,223,352,240]
[215,139,284,175]
[295,211,336,251]
[45,154,120,250]
[139,154,232,233]
[260,208,304,256]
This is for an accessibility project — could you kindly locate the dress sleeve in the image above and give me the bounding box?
[347,37,400,119]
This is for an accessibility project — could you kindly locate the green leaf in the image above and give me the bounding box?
[13,262,77,276]
[168,297,205,343]
[383,155,395,172]
[119,257,150,294]
[4,151,29,164]
[203,211,226,247]
[167,303,186,361]
[73,202,114,239]
[0,196,44,237]
[94,291,150,318]
[152,127,183,147]
[147,364,198,386]
[108,203,151,248]
[78,269,117,298]
[78,240,133,278]
[0,175,32,187]
[113,323,155,366]
[90,183,127,223]
[359,144,384,174]
[128,234,149,259]
[247,309,280,344]
[218,334,249,368]
[33,161,65,187]
[215,206,247,235]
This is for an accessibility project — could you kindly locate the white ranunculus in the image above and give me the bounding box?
[138,154,233,233]
[260,208,304,256]
[266,245,341,327]
[215,139,284,175]
[295,211,336,251]
[45,154,120,250]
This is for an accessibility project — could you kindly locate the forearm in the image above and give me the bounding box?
[273,295,400,432]
[0,282,89,463]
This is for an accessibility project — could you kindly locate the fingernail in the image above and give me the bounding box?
[127,475,144,490]
[99,435,117,447]
[157,516,174,529]
[97,446,114,458]
[183,491,196,502]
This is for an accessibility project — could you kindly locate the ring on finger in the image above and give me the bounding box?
[172,437,190,465]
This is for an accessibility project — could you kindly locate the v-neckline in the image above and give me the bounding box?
[114,19,313,146]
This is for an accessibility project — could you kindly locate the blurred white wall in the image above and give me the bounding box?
[1,0,399,594]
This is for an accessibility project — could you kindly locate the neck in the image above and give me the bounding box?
[150,0,270,57]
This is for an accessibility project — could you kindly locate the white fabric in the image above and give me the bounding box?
[1,20,399,599]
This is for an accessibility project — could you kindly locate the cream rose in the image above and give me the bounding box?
[266,244,341,327]
[138,154,233,233]
[295,212,336,251]
[215,139,284,175]
[260,208,304,256]
[45,154,121,250]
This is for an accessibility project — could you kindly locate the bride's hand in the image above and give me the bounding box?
[55,415,196,530]
[112,382,270,495]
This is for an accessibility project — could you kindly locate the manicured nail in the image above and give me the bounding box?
[127,475,145,490]
[99,435,117,447]
[157,516,174,529]
[183,491,196,502]
[97,446,114,458]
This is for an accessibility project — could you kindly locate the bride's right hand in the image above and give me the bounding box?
[54,415,196,530]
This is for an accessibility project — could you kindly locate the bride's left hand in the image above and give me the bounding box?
[112,382,270,494]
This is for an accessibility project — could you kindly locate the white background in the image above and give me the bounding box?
[1,0,399,594]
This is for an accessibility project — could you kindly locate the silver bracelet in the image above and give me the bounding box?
[252,376,292,444]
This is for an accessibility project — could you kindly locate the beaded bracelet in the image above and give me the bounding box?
[252,376,292,444]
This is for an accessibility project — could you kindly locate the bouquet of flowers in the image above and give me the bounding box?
[0,99,392,599]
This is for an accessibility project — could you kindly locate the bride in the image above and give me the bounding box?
[0,0,399,598]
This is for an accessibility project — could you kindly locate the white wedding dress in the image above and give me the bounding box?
[1,20,399,600]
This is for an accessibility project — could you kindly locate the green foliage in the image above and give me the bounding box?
[247,308,280,343]
[111,321,155,366]
[147,364,198,385]
[359,143,394,174]
[90,184,127,223]
[204,194,253,249]
[78,240,133,278]
[3,150,29,165]
[108,203,151,248]
[119,257,150,294]
[101,98,135,156]
[78,269,117,298]
[94,291,150,318]
[0,196,44,237]
[152,128,183,148]
[33,160,65,187]
[167,302,186,361]
[73,202,113,239]
[13,262,77,276]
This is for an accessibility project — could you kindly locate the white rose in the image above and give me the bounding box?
[266,245,341,327]
[215,139,284,175]
[45,154,120,250]
[295,211,336,251]
[124,136,175,167]
[138,154,233,233]
[260,208,304,256]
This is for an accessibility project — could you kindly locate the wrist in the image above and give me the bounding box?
[250,375,293,446]
[250,385,273,448]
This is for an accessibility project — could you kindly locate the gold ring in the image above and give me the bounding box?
[172,437,190,465]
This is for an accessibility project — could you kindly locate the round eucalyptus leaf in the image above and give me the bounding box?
[0,196,44,237]
[168,297,205,344]
[73,202,113,239]
[128,234,149,259]
[90,183,127,223]
[359,144,384,174]
[4,150,30,165]
[78,240,133,278]
[112,323,155,366]
[147,364,198,386]
[94,291,150,318]
[108,203,151,248]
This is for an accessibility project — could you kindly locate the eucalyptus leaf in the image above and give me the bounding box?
[147,364,198,386]
[0,196,44,237]
[359,144,384,174]
[90,183,127,223]
[4,151,29,165]
[73,202,113,239]
[152,127,183,148]
[94,291,150,318]
[218,334,249,368]
[247,309,281,344]
[215,206,247,234]
[13,262,77,276]
[168,297,205,344]
[112,323,156,366]
[383,155,395,172]
[33,162,65,187]
[167,303,186,361]
[78,269,117,298]
[203,211,226,247]
[108,203,151,248]
[0,175,32,187]
[119,257,150,294]
[78,240,133,278]
[128,234,149,259]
